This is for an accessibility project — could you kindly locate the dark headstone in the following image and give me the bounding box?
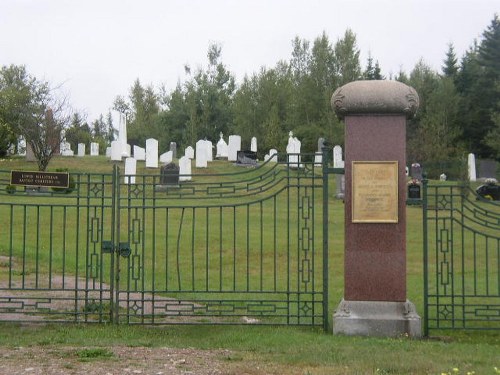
[236,150,257,166]
[160,163,179,185]
[410,163,422,181]
[407,181,421,199]
[478,159,497,180]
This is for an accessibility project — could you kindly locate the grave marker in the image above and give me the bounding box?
[146,138,158,168]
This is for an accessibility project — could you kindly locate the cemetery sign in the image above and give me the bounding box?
[10,170,69,188]
[352,161,398,223]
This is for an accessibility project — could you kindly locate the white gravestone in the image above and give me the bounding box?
[160,150,173,164]
[195,139,208,168]
[106,146,111,158]
[333,145,345,199]
[179,155,192,181]
[286,131,301,168]
[333,145,344,169]
[133,145,146,161]
[264,149,278,163]
[61,141,74,156]
[228,135,241,162]
[77,143,85,157]
[90,142,99,156]
[185,146,195,159]
[146,138,159,168]
[468,153,477,182]
[216,133,229,158]
[124,157,136,184]
[118,112,130,157]
[251,137,257,153]
[111,141,122,161]
[17,137,26,156]
[205,140,213,162]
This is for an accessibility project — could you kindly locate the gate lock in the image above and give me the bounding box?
[101,241,131,258]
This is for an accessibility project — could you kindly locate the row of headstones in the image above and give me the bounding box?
[120,135,348,185]
[59,142,100,157]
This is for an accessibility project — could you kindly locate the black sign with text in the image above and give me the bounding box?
[10,170,70,188]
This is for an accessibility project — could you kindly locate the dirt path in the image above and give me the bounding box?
[0,346,301,375]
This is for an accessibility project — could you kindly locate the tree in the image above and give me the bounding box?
[364,53,384,80]
[64,112,91,151]
[455,14,500,157]
[413,77,463,162]
[333,29,362,86]
[0,64,71,170]
[442,43,459,78]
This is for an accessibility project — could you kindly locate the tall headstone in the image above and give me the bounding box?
[170,142,177,159]
[315,137,325,166]
[185,146,195,159]
[179,155,192,181]
[250,137,257,153]
[90,142,99,156]
[124,157,136,184]
[228,135,241,162]
[106,146,112,158]
[216,132,229,159]
[195,139,208,168]
[118,112,129,157]
[286,131,301,168]
[205,140,213,162]
[331,80,421,338]
[133,145,146,161]
[333,145,345,199]
[468,153,476,182]
[77,143,85,157]
[111,140,122,161]
[146,138,158,168]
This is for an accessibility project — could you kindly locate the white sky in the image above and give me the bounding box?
[1,0,498,122]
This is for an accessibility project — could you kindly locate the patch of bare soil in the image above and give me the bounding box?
[0,346,298,375]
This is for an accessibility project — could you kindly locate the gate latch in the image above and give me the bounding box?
[118,242,131,258]
[101,241,131,258]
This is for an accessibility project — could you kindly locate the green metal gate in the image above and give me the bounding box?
[0,151,329,328]
[423,181,500,334]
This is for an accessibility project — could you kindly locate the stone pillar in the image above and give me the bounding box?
[331,80,421,338]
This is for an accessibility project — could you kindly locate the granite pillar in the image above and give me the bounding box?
[331,80,421,338]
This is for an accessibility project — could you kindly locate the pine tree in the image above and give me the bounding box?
[442,43,459,78]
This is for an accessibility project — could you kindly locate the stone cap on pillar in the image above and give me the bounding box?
[331,80,419,119]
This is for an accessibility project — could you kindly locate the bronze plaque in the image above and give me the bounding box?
[352,161,398,223]
[10,170,69,188]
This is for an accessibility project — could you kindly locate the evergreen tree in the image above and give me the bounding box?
[442,43,459,78]
[333,29,362,86]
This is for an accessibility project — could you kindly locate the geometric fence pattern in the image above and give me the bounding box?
[423,182,500,334]
[0,152,329,329]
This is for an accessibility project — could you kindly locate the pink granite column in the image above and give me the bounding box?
[331,80,421,337]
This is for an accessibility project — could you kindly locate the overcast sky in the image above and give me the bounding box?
[1,0,498,122]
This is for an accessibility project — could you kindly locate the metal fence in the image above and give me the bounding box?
[423,181,500,334]
[0,152,328,329]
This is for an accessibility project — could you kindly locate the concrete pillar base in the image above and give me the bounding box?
[333,299,421,338]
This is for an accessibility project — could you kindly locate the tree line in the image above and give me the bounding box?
[0,15,498,171]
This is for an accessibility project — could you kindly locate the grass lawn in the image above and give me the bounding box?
[0,155,498,374]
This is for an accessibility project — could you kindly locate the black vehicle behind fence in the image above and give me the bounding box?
[475,178,500,200]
